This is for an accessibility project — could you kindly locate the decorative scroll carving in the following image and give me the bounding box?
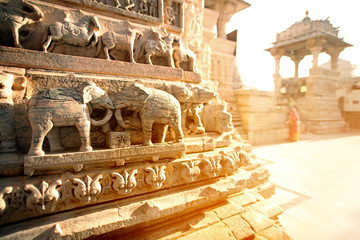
[43,12,100,52]
[73,174,103,203]
[27,81,113,156]
[0,0,43,48]
[24,180,62,212]
[0,187,13,214]
[8,187,25,212]
[179,161,200,182]
[144,166,167,189]
[199,154,222,177]
[111,170,138,194]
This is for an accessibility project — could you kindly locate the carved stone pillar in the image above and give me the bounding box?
[310,46,323,69]
[290,54,305,79]
[274,54,282,76]
[217,12,231,39]
[326,47,345,71]
[269,47,284,103]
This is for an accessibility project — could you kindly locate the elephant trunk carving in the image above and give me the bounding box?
[90,108,113,126]
[114,108,130,129]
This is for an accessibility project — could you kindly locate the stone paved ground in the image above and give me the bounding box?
[252,129,360,240]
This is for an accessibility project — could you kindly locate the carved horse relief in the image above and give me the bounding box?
[0,0,43,48]
[102,24,143,63]
[43,12,101,52]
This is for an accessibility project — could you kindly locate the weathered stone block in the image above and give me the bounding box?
[240,210,274,233]
[222,214,255,239]
[106,131,131,149]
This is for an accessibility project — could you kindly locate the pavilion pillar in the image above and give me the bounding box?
[290,54,304,79]
[215,0,235,39]
[273,54,283,103]
[326,47,345,71]
[310,46,323,69]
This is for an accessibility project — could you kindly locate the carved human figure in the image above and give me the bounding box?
[0,0,43,48]
[42,12,100,52]
[113,83,183,146]
[138,0,148,14]
[124,0,135,11]
[137,31,175,67]
[164,0,175,25]
[102,27,143,63]
[27,81,114,156]
[148,0,158,17]
[0,72,26,152]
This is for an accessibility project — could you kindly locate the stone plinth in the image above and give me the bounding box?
[235,90,289,145]
[297,67,346,134]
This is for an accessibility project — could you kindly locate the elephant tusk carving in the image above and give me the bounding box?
[90,108,113,126]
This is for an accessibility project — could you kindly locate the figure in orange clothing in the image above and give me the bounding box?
[288,106,301,141]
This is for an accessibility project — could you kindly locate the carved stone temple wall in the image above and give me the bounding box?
[0,0,291,239]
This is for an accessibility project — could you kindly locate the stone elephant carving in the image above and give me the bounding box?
[202,103,233,134]
[163,83,217,135]
[114,83,183,146]
[102,28,143,63]
[0,0,43,48]
[0,72,27,152]
[42,12,101,52]
[137,32,175,67]
[173,46,198,73]
[27,81,114,156]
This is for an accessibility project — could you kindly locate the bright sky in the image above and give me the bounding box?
[227,0,360,91]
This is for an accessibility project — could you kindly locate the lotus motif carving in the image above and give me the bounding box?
[144,166,166,189]
[72,174,103,203]
[24,180,62,212]
[111,170,138,194]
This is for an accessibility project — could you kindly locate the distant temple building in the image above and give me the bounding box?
[266,12,351,134]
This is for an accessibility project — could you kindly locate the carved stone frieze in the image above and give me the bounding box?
[62,0,163,22]
[0,144,253,225]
